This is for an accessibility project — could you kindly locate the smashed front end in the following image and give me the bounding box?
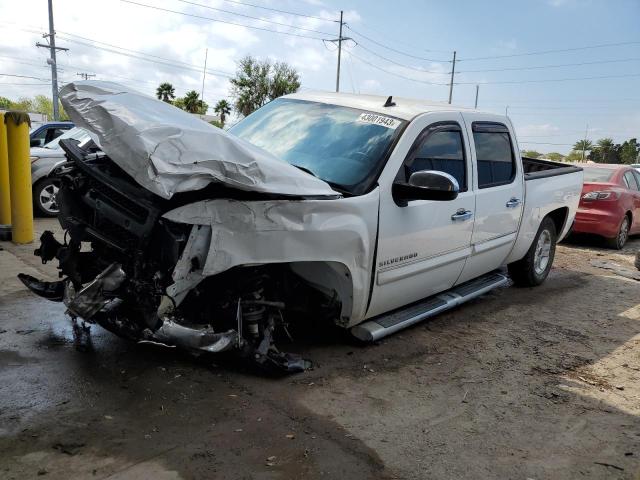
[21,139,329,372]
[19,81,379,373]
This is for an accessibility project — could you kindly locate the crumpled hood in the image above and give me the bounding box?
[30,146,65,158]
[59,81,338,200]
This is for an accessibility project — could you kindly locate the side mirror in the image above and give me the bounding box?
[30,138,42,147]
[392,170,459,206]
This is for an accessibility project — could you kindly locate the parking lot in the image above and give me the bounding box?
[1,218,639,479]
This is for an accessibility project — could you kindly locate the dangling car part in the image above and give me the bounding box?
[20,81,584,375]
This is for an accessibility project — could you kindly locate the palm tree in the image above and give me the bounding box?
[156,82,175,103]
[596,138,614,163]
[214,99,231,128]
[182,90,202,114]
[573,139,593,162]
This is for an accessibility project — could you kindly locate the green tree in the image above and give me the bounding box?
[594,138,615,163]
[565,150,584,162]
[182,90,200,113]
[30,95,69,121]
[156,82,176,103]
[522,150,542,158]
[214,99,231,128]
[0,97,12,109]
[230,56,300,117]
[573,139,593,161]
[270,61,301,100]
[619,138,639,164]
[171,92,208,115]
[10,97,33,112]
[545,152,564,162]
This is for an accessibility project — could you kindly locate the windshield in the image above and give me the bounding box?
[229,98,405,193]
[582,167,615,182]
[43,127,91,150]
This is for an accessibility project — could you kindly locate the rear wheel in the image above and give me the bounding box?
[508,217,557,287]
[605,215,630,250]
[33,178,61,217]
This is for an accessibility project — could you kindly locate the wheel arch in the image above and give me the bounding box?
[546,207,569,239]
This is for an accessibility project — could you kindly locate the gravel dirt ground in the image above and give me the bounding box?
[1,218,640,479]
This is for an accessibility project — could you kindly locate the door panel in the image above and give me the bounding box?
[456,116,524,285]
[625,171,640,233]
[367,112,475,319]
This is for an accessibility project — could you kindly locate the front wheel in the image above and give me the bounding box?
[508,217,557,287]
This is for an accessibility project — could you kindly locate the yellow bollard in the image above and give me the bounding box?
[0,112,10,225]
[5,112,33,244]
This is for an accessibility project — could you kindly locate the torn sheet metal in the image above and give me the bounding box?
[59,81,338,199]
[64,263,126,320]
[162,191,380,325]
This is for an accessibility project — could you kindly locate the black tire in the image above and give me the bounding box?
[33,178,61,217]
[605,214,630,250]
[508,217,557,287]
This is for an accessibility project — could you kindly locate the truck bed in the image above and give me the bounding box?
[522,157,582,181]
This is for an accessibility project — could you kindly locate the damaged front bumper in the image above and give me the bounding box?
[22,226,310,374]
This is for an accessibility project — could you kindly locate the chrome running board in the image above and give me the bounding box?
[351,271,509,342]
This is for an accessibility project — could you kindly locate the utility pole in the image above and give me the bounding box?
[36,0,68,121]
[201,48,208,103]
[76,73,95,80]
[447,50,456,104]
[581,124,589,162]
[336,11,344,93]
[505,105,509,116]
[474,84,479,109]
[330,11,351,93]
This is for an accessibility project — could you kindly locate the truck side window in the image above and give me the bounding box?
[472,122,516,188]
[402,126,467,191]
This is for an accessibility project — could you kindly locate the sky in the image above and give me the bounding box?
[1,0,639,154]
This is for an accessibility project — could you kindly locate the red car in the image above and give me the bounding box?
[572,164,640,249]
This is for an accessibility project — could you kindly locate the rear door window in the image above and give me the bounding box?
[472,123,516,188]
[623,171,639,190]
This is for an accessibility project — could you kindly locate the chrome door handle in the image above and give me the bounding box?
[451,209,473,221]
[506,197,521,208]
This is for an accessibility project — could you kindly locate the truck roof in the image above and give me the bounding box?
[284,91,481,121]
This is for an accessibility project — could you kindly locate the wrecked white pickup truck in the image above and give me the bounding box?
[20,81,583,372]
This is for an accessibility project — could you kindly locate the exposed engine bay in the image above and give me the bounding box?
[20,139,341,373]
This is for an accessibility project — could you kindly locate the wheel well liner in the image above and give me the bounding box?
[546,207,569,237]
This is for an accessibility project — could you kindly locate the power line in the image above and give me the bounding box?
[458,40,640,61]
[347,21,453,55]
[346,49,450,86]
[119,0,331,40]
[57,31,233,76]
[518,141,574,146]
[0,73,49,81]
[0,82,51,86]
[173,0,335,36]
[344,24,451,63]
[455,72,640,85]
[217,0,336,22]
[353,42,450,74]
[457,57,640,73]
[56,35,234,79]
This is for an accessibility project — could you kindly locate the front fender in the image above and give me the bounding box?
[31,158,65,184]
[162,190,380,325]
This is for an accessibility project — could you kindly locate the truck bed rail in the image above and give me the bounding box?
[522,157,583,181]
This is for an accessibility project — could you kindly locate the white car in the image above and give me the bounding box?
[30,127,92,216]
[21,82,584,372]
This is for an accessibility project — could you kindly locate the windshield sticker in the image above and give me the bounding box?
[357,112,401,130]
